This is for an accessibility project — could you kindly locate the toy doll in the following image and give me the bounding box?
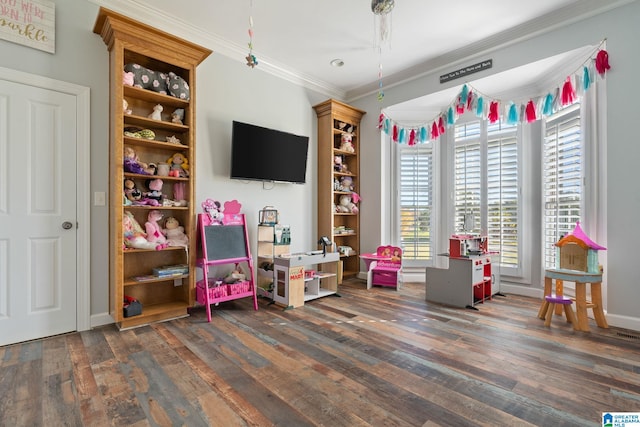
[144,210,168,248]
[163,216,189,248]
[167,152,189,177]
[124,146,154,175]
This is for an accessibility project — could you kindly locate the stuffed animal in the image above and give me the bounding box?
[144,178,164,203]
[171,108,184,125]
[124,63,169,94]
[144,210,168,248]
[123,98,132,115]
[340,176,354,192]
[339,132,355,153]
[167,152,189,177]
[337,193,360,214]
[166,72,190,100]
[123,71,134,86]
[148,104,163,121]
[123,211,165,250]
[123,146,155,175]
[163,216,189,248]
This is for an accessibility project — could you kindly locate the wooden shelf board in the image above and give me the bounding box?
[117,301,189,329]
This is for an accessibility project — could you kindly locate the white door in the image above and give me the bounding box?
[0,78,78,346]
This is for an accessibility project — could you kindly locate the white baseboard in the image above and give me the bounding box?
[91,312,115,328]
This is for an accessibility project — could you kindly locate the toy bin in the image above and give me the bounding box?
[228,280,251,295]
[196,279,229,305]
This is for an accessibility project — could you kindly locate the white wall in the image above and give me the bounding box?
[351,1,640,331]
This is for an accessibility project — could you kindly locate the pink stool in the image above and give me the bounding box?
[542,294,577,329]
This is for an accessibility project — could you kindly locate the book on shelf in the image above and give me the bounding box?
[152,264,189,276]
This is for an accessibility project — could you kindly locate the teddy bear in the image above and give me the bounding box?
[144,210,168,248]
[339,132,355,153]
[123,211,165,250]
[124,146,155,175]
[337,192,360,214]
[167,152,189,177]
[163,216,189,248]
[148,104,163,121]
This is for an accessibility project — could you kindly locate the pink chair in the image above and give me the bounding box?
[365,245,402,290]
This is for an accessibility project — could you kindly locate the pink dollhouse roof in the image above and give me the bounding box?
[557,221,606,250]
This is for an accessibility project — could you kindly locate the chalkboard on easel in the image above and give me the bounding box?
[198,213,250,261]
[203,225,248,261]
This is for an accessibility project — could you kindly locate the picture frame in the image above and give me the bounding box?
[259,206,278,225]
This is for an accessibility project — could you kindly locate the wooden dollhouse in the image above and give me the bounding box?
[555,221,606,273]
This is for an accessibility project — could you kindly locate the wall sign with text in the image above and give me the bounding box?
[0,0,55,54]
[440,60,492,84]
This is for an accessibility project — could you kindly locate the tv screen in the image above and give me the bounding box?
[230,121,309,184]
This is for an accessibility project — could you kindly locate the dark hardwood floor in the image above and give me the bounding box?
[2,279,640,426]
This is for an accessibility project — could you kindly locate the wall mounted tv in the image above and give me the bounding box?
[230,120,309,184]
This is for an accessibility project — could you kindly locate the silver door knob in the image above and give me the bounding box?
[62,221,73,230]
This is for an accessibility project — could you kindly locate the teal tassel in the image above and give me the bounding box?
[383,118,390,134]
[460,84,469,104]
[542,93,554,116]
[507,103,518,125]
[399,128,406,144]
[583,66,591,91]
[476,97,484,117]
[447,107,454,126]
[420,126,427,142]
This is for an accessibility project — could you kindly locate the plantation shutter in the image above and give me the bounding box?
[487,122,518,267]
[398,145,433,261]
[454,121,481,233]
[543,104,582,269]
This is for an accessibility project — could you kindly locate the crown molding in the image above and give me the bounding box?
[87,0,346,100]
[87,0,634,104]
[346,0,636,102]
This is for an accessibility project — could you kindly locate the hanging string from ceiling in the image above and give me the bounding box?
[372,0,394,102]
[246,0,258,68]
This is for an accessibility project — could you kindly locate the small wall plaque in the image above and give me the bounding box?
[0,0,55,54]
[440,59,492,84]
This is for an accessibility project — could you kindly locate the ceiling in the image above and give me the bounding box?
[93,0,629,108]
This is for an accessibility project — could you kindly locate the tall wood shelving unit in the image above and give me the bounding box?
[94,8,211,329]
[313,99,366,279]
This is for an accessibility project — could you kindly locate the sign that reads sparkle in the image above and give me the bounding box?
[440,59,492,84]
[0,0,55,54]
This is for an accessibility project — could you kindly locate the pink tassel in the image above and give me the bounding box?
[431,122,439,139]
[467,91,474,111]
[456,98,465,115]
[488,101,499,123]
[595,50,610,76]
[438,116,445,135]
[525,100,537,123]
[561,77,575,105]
[409,129,416,146]
[377,113,384,129]
[392,125,398,142]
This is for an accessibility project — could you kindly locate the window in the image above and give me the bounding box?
[396,143,434,263]
[543,103,582,269]
[453,118,520,270]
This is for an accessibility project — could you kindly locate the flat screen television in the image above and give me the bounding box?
[230,120,309,184]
